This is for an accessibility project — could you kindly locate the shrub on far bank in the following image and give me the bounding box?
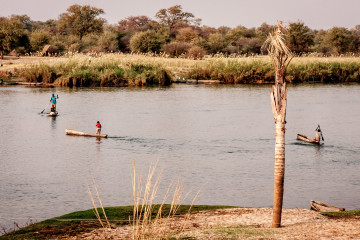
[186,46,206,59]
[163,42,192,57]
[130,30,165,53]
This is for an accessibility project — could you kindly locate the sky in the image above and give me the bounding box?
[0,0,359,30]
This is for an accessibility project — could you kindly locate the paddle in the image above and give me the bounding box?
[40,103,50,114]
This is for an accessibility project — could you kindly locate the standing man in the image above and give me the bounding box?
[50,93,57,113]
[315,125,324,143]
[96,121,102,135]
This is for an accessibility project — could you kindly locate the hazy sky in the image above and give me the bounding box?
[1,0,359,30]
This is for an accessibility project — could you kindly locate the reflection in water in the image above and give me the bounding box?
[50,116,57,129]
[95,138,102,152]
[314,144,322,158]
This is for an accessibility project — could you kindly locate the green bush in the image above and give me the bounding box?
[30,30,50,52]
[130,30,165,53]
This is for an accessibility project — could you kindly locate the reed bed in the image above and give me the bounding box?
[15,53,360,86]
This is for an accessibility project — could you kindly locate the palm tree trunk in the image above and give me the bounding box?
[272,119,286,227]
[270,78,287,228]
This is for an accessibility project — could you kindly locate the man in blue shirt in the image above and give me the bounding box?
[50,93,57,113]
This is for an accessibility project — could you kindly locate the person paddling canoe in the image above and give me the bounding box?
[96,121,102,135]
[315,124,324,143]
[50,93,57,113]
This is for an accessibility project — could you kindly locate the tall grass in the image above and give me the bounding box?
[16,53,360,86]
[186,55,360,83]
[88,160,198,239]
[131,160,197,239]
[18,53,173,86]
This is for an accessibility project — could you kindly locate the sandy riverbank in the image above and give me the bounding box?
[58,208,359,239]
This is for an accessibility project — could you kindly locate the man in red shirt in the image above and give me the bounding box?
[96,121,102,134]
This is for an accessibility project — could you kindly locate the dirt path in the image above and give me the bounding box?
[60,208,360,239]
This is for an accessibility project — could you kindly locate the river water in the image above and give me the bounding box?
[0,83,359,230]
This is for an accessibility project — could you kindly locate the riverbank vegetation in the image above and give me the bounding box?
[2,54,359,86]
[17,54,173,86]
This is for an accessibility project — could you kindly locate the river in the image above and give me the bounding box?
[0,83,359,231]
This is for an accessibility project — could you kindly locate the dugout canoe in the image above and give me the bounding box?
[310,200,345,212]
[48,112,58,117]
[297,134,320,144]
[65,129,108,138]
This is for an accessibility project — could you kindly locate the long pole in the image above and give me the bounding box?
[40,103,50,113]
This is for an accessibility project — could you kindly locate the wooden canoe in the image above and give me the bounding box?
[310,200,345,212]
[297,134,320,144]
[48,112,58,117]
[65,129,108,138]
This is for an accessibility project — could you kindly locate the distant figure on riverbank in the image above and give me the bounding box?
[315,125,324,142]
[96,121,102,135]
[50,93,57,113]
[88,54,92,64]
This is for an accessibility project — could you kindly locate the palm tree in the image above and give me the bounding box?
[264,22,293,228]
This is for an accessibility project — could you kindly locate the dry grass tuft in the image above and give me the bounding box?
[87,177,111,230]
[87,160,198,239]
[131,159,198,239]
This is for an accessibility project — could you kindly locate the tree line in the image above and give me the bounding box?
[1,4,360,59]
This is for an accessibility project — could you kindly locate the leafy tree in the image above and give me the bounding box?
[154,27,171,44]
[10,14,32,32]
[58,4,105,40]
[43,19,62,35]
[117,16,151,33]
[130,30,165,53]
[348,27,360,53]
[237,38,262,54]
[313,30,330,54]
[97,31,118,52]
[207,33,228,53]
[217,26,231,35]
[199,26,217,39]
[226,26,256,46]
[176,27,199,43]
[163,41,192,57]
[191,37,208,52]
[324,27,352,54]
[168,22,193,37]
[30,30,50,51]
[115,31,129,52]
[0,17,27,58]
[286,22,314,54]
[16,34,31,54]
[155,5,201,31]
[256,22,276,40]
